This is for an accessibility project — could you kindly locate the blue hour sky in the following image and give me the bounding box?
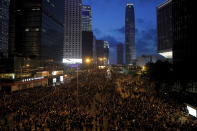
[83,0,166,64]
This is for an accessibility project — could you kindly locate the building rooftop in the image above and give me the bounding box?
[127,3,133,6]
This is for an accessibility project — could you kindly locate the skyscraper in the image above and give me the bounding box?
[117,43,123,65]
[63,0,82,64]
[0,0,9,58]
[172,0,196,80]
[104,41,109,65]
[96,40,109,65]
[82,5,93,64]
[9,0,64,62]
[157,0,173,59]
[82,31,93,63]
[125,3,136,65]
[93,35,97,64]
[82,5,92,32]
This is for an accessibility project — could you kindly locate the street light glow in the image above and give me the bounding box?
[85,58,91,64]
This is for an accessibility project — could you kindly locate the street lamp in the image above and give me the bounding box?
[85,58,91,64]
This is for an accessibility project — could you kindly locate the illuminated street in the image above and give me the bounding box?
[0,0,197,130]
[1,69,197,130]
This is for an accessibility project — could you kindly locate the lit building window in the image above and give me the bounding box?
[25,28,30,32]
[35,28,40,31]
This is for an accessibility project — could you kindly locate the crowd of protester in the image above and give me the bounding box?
[0,69,197,130]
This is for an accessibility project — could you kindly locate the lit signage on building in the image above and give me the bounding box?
[63,58,82,64]
[52,71,63,76]
[53,78,57,83]
[159,51,173,59]
[22,77,44,82]
[60,76,64,82]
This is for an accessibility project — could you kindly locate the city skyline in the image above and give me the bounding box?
[83,0,166,64]
[0,1,197,130]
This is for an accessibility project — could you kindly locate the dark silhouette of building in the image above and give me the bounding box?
[172,0,196,80]
[93,35,97,64]
[96,40,104,59]
[82,31,93,63]
[117,43,123,65]
[0,0,9,58]
[9,0,64,62]
[157,0,173,59]
[125,3,136,65]
[96,40,109,65]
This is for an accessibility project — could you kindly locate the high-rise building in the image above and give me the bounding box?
[93,35,97,64]
[82,5,92,32]
[172,0,196,80]
[117,43,123,65]
[9,0,64,62]
[96,40,104,60]
[96,40,109,65]
[82,31,93,63]
[157,0,173,59]
[104,41,109,65]
[0,0,9,58]
[125,3,136,65]
[63,0,82,64]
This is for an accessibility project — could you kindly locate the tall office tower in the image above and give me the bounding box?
[125,3,136,65]
[104,41,109,65]
[0,0,9,58]
[9,0,64,62]
[157,0,173,59]
[93,35,97,64]
[117,43,123,65]
[172,0,196,80]
[82,31,93,63]
[96,40,109,65]
[63,0,82,64]
[82,5,92,32]
[96,40,104,59]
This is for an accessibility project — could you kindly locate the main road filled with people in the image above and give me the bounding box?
[0,68,197,130]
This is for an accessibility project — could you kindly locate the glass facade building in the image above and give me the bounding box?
[82,5,92,32]
[82,31,93,63]
[104,41,109,65]
[63,0,82,63]
[157,0,173,59]
[9,0,64,62]
[172,0,196,80]
[0,0,9,58]
[96,40,109,65]
[125,3,136,65]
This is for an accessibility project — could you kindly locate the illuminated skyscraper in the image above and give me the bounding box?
[63,0,82,64]
[82,5,92,32]
[0,0,9,58]
[125,3,136,65]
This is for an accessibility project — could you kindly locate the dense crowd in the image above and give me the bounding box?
[0,69,197,130]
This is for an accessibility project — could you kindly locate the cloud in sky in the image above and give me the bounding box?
[114,26,125,34]
[107,27,157,64]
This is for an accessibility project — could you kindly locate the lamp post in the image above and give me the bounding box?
[77,63,79,104]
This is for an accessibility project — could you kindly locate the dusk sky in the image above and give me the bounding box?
[83,0,166,64]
